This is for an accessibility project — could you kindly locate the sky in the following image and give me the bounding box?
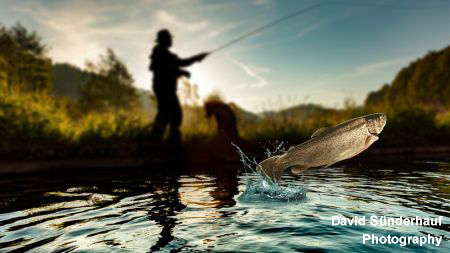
[1,0,449,112]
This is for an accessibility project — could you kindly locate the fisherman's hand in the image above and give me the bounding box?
[196,52,209,62]
[181,70,191,78]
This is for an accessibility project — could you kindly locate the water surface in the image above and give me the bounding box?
[0,159,449,252]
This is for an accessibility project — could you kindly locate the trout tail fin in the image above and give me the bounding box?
[256,155,287,183]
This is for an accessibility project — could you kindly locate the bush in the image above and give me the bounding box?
[0,87,73,143]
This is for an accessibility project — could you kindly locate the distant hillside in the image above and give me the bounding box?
[51,63,320,122]
[262,104,328,118]
[365,45,450,111]
[52,63,155,116]
[229,102,259,121]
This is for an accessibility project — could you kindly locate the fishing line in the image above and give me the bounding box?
[209,0,450,53]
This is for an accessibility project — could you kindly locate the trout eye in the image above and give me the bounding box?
[365,113,386,135]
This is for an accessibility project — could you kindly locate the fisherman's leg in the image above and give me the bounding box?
[150,95,168,141]
[168,95,182,144]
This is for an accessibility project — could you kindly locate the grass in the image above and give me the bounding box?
[0,86,72,143]
[1,86,449,148]
[0,87,151,145]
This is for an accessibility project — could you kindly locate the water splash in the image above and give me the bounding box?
[263,140,287,158]
[232,143,307,202]
[238,178,307,203]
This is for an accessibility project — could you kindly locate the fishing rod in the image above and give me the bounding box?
[208,0,450,54]
[210,2,327,53]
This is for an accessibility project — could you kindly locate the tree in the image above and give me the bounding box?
[52,63,90,99]
[0,56,6,90]
[80,48,141,112]
[365,83,390,110]
[364,45,450,112]
[0,23,52,92]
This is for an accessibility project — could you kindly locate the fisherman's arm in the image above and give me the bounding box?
[177,52,209,67]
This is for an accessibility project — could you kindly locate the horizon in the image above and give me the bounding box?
[1,0,450,112]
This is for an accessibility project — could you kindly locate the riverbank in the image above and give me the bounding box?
[0,142,449,174]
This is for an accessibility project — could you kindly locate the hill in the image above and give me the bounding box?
[261,104,330,119]
[52,63,155,116]
[365,45,450,111]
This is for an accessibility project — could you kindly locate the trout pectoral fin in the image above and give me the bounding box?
[290,165,309,174]
[365,135,378,148]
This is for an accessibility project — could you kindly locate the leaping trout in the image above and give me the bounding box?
[257,113,387,182]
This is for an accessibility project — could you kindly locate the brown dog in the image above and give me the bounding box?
[204,101,239,142]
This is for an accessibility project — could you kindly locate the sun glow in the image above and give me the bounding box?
[189,65,218,102]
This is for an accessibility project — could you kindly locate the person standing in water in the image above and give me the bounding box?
[149,29,208,143]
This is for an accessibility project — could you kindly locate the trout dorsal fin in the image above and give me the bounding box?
[311,127,329,138]
[291,165,309,174]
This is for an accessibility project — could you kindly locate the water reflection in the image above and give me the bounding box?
[206,164,239,209]
[148,163,239,251]
[148,173,185,252]
[340,160,450,218]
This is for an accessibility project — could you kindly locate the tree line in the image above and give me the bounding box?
[0,23,449,147]
[0,23,142,115]
[365,46,450,112]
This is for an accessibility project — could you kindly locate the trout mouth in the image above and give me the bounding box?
[369,131,380,137]
[368,130,381,140]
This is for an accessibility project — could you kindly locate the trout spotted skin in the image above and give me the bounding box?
[257,113,387,182]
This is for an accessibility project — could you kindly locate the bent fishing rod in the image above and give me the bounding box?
[210,2,327,53]
[207,0,450,54]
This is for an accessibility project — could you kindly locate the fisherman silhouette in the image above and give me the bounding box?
[149,29,208,143]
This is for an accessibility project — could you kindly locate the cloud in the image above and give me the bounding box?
[15,3,105,67]
[253,0,270,5]
[253,0,275,8]
[13,0,163,88]
[335,57,412,80]
[156,10,208,32]
[253,66,271,74]
[207,22,239,38]
[225,19,323,53]
[355,57,411,74]
[296,22,321,38]
[228,55,269,88]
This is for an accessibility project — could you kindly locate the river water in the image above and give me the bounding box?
[0,158,449,252]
